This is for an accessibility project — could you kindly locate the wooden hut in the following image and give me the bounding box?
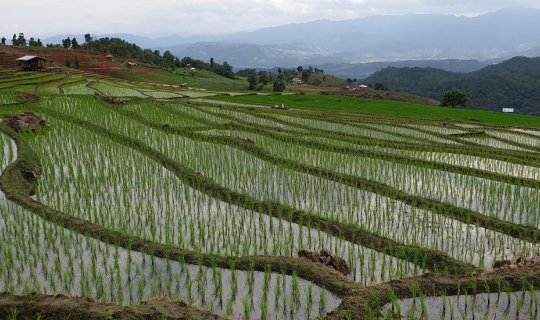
[16,56,49,71]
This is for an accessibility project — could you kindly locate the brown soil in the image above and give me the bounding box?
[3,112,46,132]
[0,293,222,320]
[322,87,438,105]
[95,92,124,105]
[299,249,351,275]
[15,92,40,102]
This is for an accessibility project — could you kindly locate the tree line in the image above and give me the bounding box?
[236,65,326,92]
[2,32,236,79]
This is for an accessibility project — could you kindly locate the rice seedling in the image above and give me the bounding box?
[1,87,540,319]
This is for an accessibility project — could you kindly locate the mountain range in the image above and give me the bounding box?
[42,7,540,72]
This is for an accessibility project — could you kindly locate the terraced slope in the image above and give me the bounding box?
[1,71,540,319]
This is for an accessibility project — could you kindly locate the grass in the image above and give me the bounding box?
[116,66,252,91]
[208,94,540,128]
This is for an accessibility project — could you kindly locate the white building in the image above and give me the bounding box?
[291,77,303,85]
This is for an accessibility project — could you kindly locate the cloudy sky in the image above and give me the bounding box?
[3,0,540,38]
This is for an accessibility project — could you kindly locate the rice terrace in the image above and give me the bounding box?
[2,40,540,319]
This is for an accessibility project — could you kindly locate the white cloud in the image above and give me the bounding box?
[1,0,539,38]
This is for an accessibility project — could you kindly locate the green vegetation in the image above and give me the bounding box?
[441,89,469,108]
[209,93,540,128]
[1,67,540,319]
[365,56,540,115]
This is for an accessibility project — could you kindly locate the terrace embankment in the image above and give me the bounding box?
[328,263,540,319]
[0,293,223,320]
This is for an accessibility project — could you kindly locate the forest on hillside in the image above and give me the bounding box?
[365,57,540,116]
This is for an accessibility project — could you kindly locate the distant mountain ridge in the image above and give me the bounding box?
[365,56,540,116]
[43,7,540,69]
[311,60,492,79]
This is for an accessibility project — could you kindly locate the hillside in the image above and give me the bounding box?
[2,60,540,319]
[0,46,253,90]
[321,87,438,106]
[313,59,490,79]
[365,56,540,116]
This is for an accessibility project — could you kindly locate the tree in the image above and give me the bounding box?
[0,37,5,45]
[244,69,258,90]
[84,33,93,49]
[62,37,71,49]
[301,70,310,82]
[65,58,71,68]
[273,74,287,92]
[74,56,80,69]
[258,71,272,85]
[441,89,469,108]
[11,34,17,46]
[71,37,80,49]
[17,33,26,46]
[210,57,215,67]
[29,37,38,47]
[297,66,303,72]
[162,50,176,69]
[374,82,387,91]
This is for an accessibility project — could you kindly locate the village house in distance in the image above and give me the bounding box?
[16,55,49,71]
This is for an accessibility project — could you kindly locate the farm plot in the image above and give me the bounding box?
[486,130,540,149]
[513,128,540,137]
[28,108,420,284]
[265,114,419,143]
[282,134,540,181]
[36,98,540,261]
[141,90,186,99]
[0,187,340,319]
[164,103,233,124]
[198,129,540,268]
[176,90,218,98]
[35,101,529,270]
[192,104,308,132]
[89,81,148,98]
[62,81,97,95]
[361,123,460,144]
[380,287,540,319]
[244,133,540,228]
[352,145,540,181]
[1,127,345,319]
[122,99,207,128]
[463,135,533,152]
[2,90,540,319]
[0,74,66,90]
[411,124,469,135]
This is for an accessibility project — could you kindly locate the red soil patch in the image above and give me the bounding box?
[1,46,121,76]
